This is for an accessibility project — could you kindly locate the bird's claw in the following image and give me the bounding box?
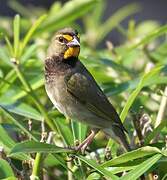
[65,145,87,154]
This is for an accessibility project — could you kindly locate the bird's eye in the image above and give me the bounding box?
[59,37,64,43]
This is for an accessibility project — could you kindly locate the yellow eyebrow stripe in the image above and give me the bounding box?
[63,34,73,41]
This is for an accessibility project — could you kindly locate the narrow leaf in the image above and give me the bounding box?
[4,36,14,56]
[120,65,163,122]
[77,155,119,180]
[120,154,162,180]
[13,14,20,58]
[12,75,44,101]
[0,48,11,65]
[98,3,141,43]
[87,172,101,180]
[20,14,47,54]
[0,124,15,152]
[56,118,73,146]
[37,0,97,33]
[0,107,37,141]
[129,24,167,50]
[0,124,30,160]
[0,159,14,178]
[9,141,74,156]
[101,146,161,167]
[0,99,43,121]
[21,44,37,63]
[0,70,16,92]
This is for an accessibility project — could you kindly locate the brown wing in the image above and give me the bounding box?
[64,65,126,132]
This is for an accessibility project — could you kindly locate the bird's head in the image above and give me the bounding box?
[47,27,80,59]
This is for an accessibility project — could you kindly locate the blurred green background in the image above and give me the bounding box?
[0,0,167,179]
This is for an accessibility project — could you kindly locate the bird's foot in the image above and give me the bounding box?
[65,130,97,154]
[65,144,87,154]
[74,130,96,154]
[74,144,87,155]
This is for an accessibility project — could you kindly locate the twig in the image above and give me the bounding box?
[67,161,73,180]
[28,119,32,141]
[46,131,55,144]
[155,86,167,127]
[31,120,47,180]
[132,112,144,147]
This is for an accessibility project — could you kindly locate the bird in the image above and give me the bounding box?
[44,27,130,152]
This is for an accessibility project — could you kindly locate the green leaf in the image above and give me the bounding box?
[2,177,17,180]
[13,14,20,58]
[91,0,105,25]
[0,124,30,160]
[0,107,37,141]
[1,177,17,180]
[12,75,44,101]
[101,146,161,167]
[44,153,67,168]
[55,118,74,146]
[0,124,15,152]
[45,153,80,179]
[48,2,62,16]
[129,24,167,50]
[9,0,33,18]
[9,141,74,156]
[21,44,37,63]
[87,172,101,180]
[120,154,162,180]
[162,173,167,180]
[98,3,141,43]
[103,79,139,96]
[109,166,137,175]
[37,0,97,33]
[4,36,14,56]
[20,14,47,55]
[0,70,16,92]
[0,98,43,121]
[120,65,163,122]
[0,48,11,65]
[77,155,119,180]
[0,159,15,179]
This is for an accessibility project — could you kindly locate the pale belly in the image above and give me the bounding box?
[45,80,112,129]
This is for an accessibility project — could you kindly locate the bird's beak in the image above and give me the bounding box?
[67,37,80,47]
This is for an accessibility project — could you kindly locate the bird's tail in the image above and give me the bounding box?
[104,125,131,151]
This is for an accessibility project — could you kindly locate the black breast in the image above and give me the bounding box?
[45,55,78,82]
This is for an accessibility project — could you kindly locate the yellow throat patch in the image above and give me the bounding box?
[62,34,80,59]
[64,47,80,59]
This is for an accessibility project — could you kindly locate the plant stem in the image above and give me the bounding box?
[14,64,57,179]
[30,153,43,180]
[155,86,167,127]
[13,65,57,132]
[67,161,73,180]
[132,112,144,147]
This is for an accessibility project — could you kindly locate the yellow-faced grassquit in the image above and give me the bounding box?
[45,27,130,152]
